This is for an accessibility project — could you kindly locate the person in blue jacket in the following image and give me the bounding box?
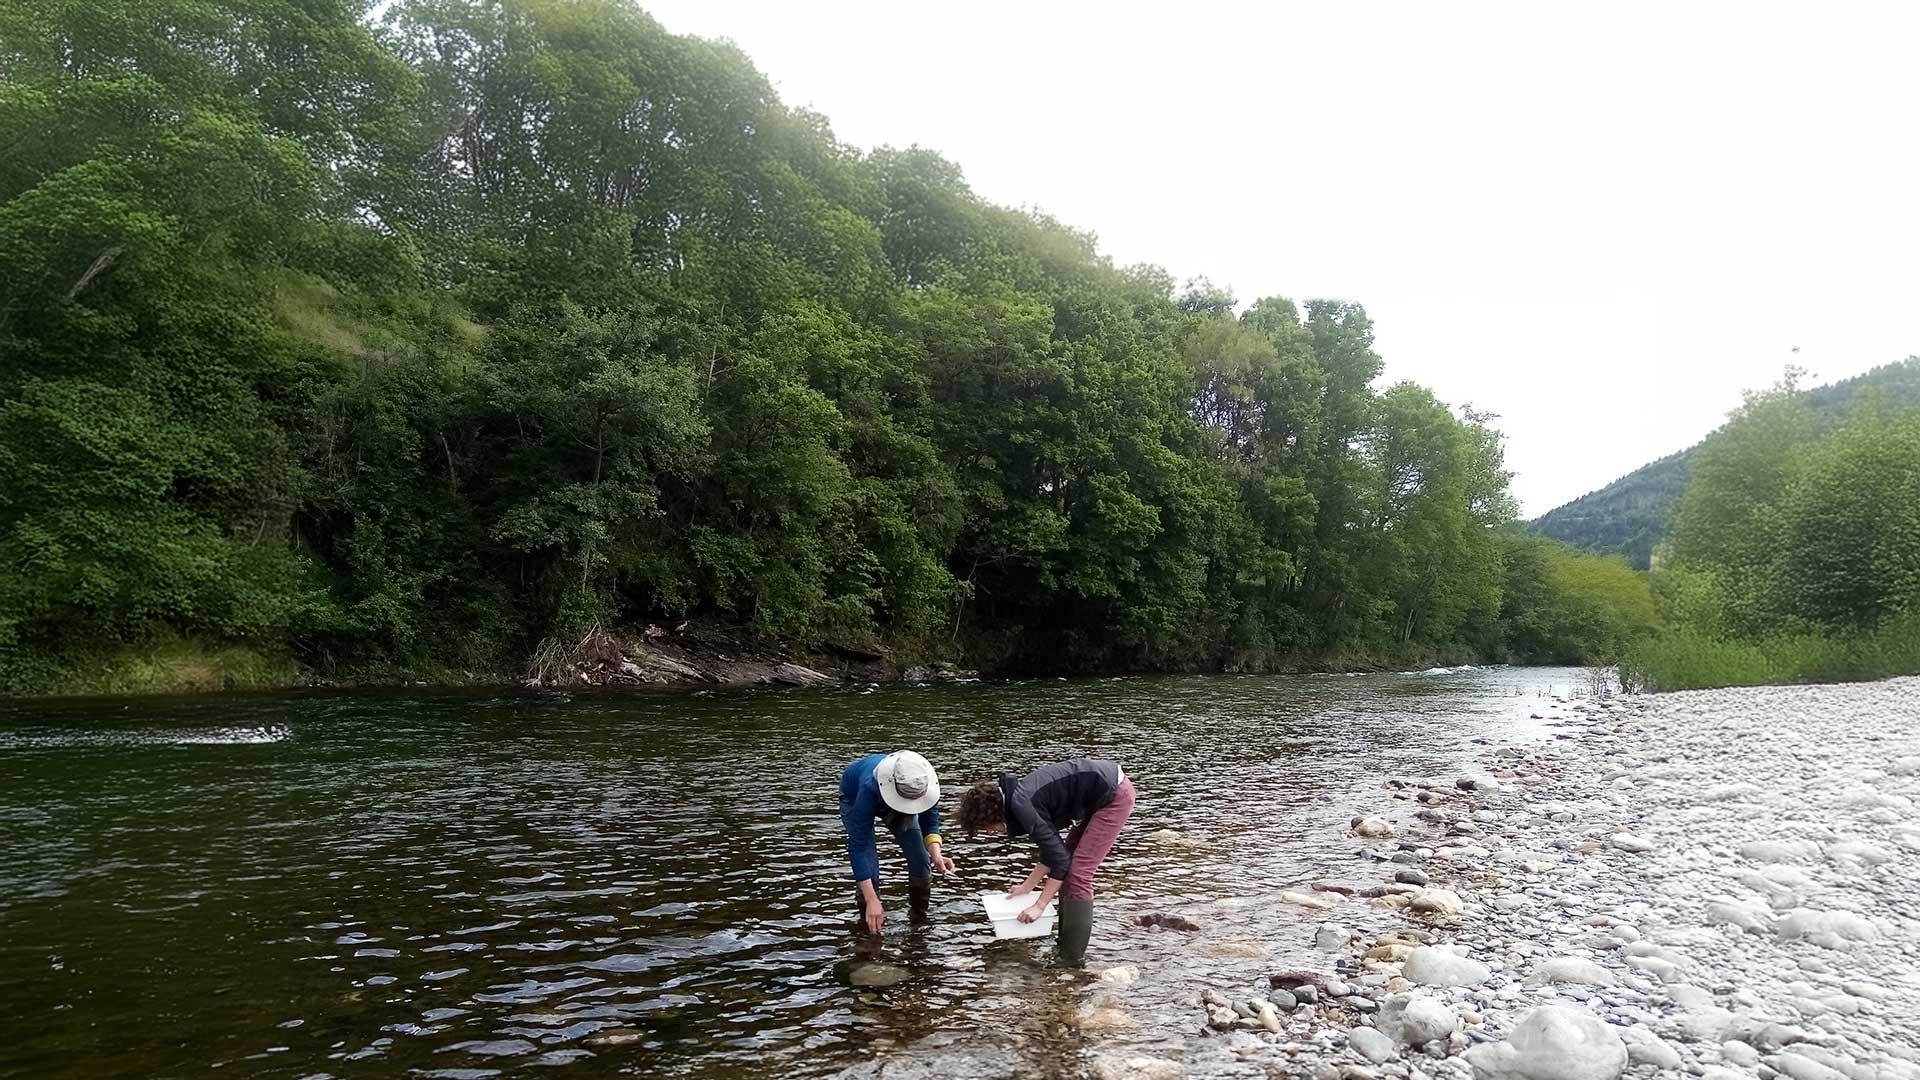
[839,750,955,933]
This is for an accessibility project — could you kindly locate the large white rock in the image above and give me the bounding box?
[1465,1005,1627,1080]
[1610,833,1655,853]
[1377,993,1458,1046]
[1404,946,1492,987]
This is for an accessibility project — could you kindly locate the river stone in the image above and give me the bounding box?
[1403,946,1491,988]
[1409,888,1464,916]
[1394,869,1429,886]
[1464,1005,1626,1080]
[1348,1026,1397,1063]
[1773,908,1878,948]
[1091,1056,1183,1080]
[1376,994,1457,1046]
[1610,833,1655,853]
[835,1042,1020,1080]
[1706,899,1772,934]
[1353,816,1395,838]
[1316,923,1354,950]
[848,962,912,988]
[1531,956,1616,987]
[1768,1053,1849,1080]
[1623,1029,1682,1069]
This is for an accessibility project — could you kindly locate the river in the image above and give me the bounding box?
[0,667,1589,1078]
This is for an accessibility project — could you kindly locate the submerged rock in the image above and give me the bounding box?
[846,961,912,988]
[1464,1005,1626,1080]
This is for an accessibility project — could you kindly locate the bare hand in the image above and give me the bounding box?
[864,903,884,935]
[930,851,956,875]
[1008,881,1031,897]
[1017,901,1047,924]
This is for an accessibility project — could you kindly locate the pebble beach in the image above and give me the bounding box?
[1088,676,1920,1080]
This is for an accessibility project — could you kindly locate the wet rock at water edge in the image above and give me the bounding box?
[1316,922,1355,950]
[1090,1056,1184,1080]
[1465,1005,1625,1080]
[1136,912,1200,932]
[1353,816,1395,838]
[1393,868,1429,886]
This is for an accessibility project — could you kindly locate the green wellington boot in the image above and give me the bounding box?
[1056,899,1093,966]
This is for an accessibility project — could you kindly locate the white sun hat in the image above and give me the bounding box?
[874,750,941,815]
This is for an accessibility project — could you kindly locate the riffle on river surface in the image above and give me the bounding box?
[0,667,1587,1078]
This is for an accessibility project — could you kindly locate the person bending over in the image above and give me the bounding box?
[955,757,1135,964]
[839,750,955,934]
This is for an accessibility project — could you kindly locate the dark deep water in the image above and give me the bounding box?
[0,667,1588,1079]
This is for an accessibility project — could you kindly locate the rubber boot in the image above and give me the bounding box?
[1057,899,1093,966]
[907,877,932,924]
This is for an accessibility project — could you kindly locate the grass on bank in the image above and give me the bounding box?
[8,633,294,696]
[1619,614,1920,692]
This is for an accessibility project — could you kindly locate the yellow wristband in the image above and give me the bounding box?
[924,834,942,848]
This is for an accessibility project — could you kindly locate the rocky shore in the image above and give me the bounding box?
[518,623,980,690]
[1093,676,1920,1080]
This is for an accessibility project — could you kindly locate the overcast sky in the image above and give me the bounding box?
[643,1,1920,516]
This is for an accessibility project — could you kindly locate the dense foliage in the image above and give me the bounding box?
[3,0,1636,691]
[1531,358,1920,569]
[1496,533,1659,665]
[1622,378,1920,690]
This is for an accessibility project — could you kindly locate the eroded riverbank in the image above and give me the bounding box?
[1042,677,1920,1080]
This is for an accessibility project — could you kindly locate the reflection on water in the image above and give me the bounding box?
[0,668,1585,1078]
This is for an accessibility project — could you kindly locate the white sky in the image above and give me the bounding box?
[643,1,1920,516]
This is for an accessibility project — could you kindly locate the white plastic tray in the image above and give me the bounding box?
[979,891,1057,939]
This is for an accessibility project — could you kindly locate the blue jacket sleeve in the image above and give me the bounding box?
[917,801,942,841]
[841,765,881,884]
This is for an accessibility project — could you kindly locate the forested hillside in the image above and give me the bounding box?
[0,0,1648,692]
[1622,376,1920,690]
[1532,358,1920,567]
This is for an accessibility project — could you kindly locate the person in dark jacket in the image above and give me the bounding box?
[839,751,955,934]
[954,757,1135,963]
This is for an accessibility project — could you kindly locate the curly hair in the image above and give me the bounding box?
[954,779,1005,836]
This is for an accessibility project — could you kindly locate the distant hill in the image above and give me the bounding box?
[1530,357,1920,568]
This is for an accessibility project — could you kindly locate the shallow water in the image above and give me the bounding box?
[0,667,1586,1078]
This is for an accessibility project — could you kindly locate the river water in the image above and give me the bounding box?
[0,667,1587,1079]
